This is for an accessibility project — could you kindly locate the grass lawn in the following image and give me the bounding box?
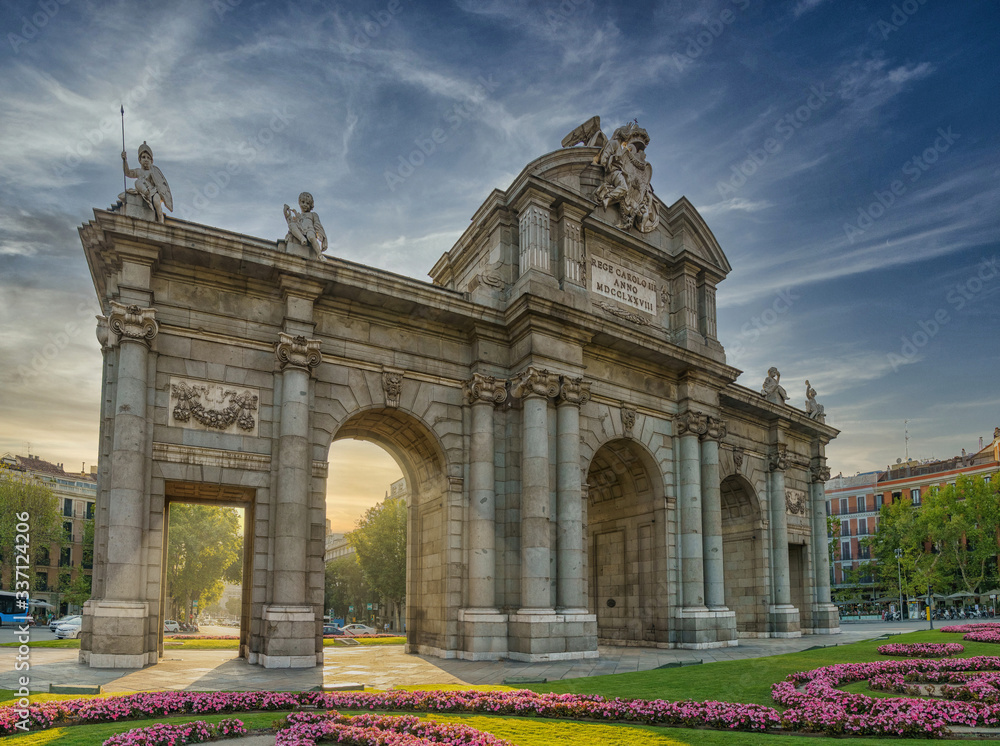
[5,627,1000,744]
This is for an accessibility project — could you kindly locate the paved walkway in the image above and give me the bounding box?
[0,621,933,694]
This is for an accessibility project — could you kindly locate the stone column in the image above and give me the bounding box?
[768,444,800,636]
[556,376,590,612]
[83,302,157,668]
[700,416,726,610]
[810,459,839,633]
[104,302,157,600]
[459,374,509,660]
[675,411,708,608]
[512,367,560,612]
[464,373,507,610]
[262,333,321,668]
[273,333,321,604]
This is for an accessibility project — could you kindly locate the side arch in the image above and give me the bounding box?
[720,474,768,635]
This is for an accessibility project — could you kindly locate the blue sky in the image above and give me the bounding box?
[0,0,997,523]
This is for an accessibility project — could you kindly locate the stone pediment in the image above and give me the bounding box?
[429,124,731,364]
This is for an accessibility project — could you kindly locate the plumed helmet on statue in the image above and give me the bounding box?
[138,141,153,160]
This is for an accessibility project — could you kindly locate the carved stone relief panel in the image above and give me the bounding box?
[168,376,260,436]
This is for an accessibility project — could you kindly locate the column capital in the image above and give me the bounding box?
[768,444,788,472]
[810,461,831,484]
[675,410,708,437]
[558,376,591,407]
[275,333,322,372]
[511,366,559,400]
[107,301,158,345]
[700,415,727,442]
[463,373,508,406]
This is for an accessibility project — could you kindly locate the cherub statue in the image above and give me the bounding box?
[760,367,788,405]
[121,141,172,223]
[283,192,327,256]
[804,380,826,422]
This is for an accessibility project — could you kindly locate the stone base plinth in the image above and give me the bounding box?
[115,191,157,221]
[258,605,318,668]
[507,609,598,661]
[675,607,739,649]
[808,603,841,634]
[458,608,509,660]
[80,600,154,669]
[769,604,802,637]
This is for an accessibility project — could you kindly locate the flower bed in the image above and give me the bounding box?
[876,642,964,657]
[773,655,1000,736]
[0,688,781,738]
[940,622,1000,634]
[104,718,247,745]
[168,635,240,640]
[277,711,514,745]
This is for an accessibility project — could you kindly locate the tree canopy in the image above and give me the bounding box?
[324,554,370,619]
[865,475,1000,599]
[166,504,243,620]
[0,464,64,590]
[348,497,407,607]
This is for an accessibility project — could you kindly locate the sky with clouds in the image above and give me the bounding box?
[0,0,997,527]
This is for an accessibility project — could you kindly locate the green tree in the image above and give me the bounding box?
[0,464,64,591]
[922,476,1000,594]
[349,498,406,626]
[166,504,243,622]
[324,554,369,621]
[60,521,95,608]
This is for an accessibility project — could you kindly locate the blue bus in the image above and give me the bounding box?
[0,590,33,626]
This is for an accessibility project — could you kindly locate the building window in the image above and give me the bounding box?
[911,488,921,506]
[63,498,73,517]
[841,542,851,560]
[876,494,883,510]
[86,502,95,519]
[35,572,48,591]
[36,547,50,566]
[986,476,992,485]
[858,519,867,535]
[840,498,848,515]
[59,547,72,567]
[825,501,831,516]
[841,520,850,537]
[62,521,72,539]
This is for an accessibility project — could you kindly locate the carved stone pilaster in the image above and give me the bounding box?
[620,404,636,438]
[674,410,708,437]
[768,444,788,472]
[558,377,591,407]
[382,367,404,408]
[107,301,158,345]
[463,373,508,406]
[274,333,322,372]
[810,462,832,484]
[511,367,560,400]
[701,416,727,442]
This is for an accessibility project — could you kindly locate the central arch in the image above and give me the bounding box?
[329,407,450,653]
[585,438,669,644]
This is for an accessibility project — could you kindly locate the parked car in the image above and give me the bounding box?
[163,619,180,633]
[55,618,82,639]
[49,615,80,633]
[341,623,377,636]
[322,624,345,636]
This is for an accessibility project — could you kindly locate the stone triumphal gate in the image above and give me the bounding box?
[79,119,839,669]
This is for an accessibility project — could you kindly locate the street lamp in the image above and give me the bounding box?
[894,547,904,621]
